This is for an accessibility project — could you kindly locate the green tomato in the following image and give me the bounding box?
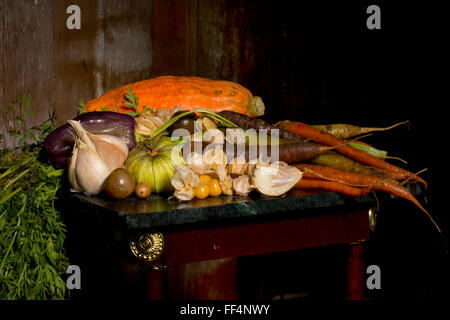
[126,136,185,193]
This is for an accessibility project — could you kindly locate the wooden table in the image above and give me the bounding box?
[59,187,384,300]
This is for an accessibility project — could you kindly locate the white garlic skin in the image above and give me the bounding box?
[67,120,129,195]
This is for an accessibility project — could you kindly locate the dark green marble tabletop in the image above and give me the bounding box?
[58,182,423,231]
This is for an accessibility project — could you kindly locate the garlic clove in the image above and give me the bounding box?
[74,145,112,195]
[68,146,81,192]
[89,134,129,160]
[91,139,126,170]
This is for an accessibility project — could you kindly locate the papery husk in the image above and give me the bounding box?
[200,116,217,130]
[227,156,249,175]
[233,175,254,196]
[171,164,200,201]
[220,174,234,196]
[135,106,185,137]
[135,114,165,136]
[203,144,227,170]
[251,161,303,197]
[225,128,246,145]
[186,144,227,176]
[203,128,225,145]
[185,145,232,195]
[186,152,215,175]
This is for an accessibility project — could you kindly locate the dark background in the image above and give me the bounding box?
[264,1,448,302]
[1,0,447,302]
[254,1,448,302]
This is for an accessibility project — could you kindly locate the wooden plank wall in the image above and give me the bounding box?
[1,0,156,148]
[0,0,372,149]
[1,0,56,148]
[1,0,303,149]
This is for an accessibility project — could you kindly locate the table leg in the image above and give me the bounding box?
[118,260,166,299]
[144,271,166,300]
[346,241,366,300]
[167,258,238,300]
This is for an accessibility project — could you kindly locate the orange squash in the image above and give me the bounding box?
[84,75,265,117]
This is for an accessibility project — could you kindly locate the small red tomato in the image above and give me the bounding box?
[135,182,151,199]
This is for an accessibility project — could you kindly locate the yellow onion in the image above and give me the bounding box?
[126,136,185,193]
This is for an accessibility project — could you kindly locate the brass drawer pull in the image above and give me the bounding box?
[130,232,164,262]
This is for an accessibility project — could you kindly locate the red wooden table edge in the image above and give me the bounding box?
[163,208,371,266]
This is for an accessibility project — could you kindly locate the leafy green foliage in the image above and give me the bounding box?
[77,87,141,117]
[0,96,70,300]
[77,98,87,115]
[124,86,139,112]
[122,87,140,117]
[4,94,56,151]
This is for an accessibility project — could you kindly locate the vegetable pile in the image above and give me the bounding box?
[45,76,438,233]
[1,76,438,300]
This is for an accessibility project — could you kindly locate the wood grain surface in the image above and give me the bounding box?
[1,0,328,149]
[0,1,395,149]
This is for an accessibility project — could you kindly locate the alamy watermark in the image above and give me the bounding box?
[65,264,381,291]
[170,125,281,169]
[66,265,81,290]
[64,5,381,32]
[366,5,381,30]
[66,5,81,30]
[366,265,381,290]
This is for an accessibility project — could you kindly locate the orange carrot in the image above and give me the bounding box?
[294,164,440,233]
[276,120,426,187]
[295,178,371,197]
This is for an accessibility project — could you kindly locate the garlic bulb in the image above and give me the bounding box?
[68,120,129,195]
[251,161,302,197]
